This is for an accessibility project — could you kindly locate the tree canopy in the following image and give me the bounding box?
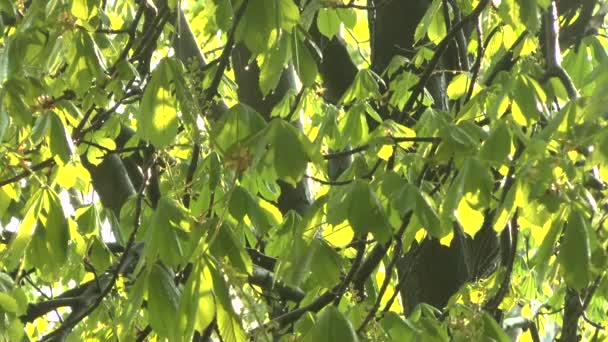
[1,0,608,341]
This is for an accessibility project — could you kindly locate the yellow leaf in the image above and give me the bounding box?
[456,196,484,237]
[439,231,453,247]
[377,145,393,161]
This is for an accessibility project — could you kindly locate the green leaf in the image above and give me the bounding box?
[440,123,477,153]
[482,312,510,342]
[179,260,215,339]
[217,304,247,342]
[414,0,442,44]
[237,0,299,53]
[531,212,563,281]
[517,0,539,34]
[71,0,97,19]
[229,186,255,221]
[43,189,70,265]
[30,112,51,145]
[293,36,318,87]
[210,223,253,274]
[304,306,358,342]
[208,260,247,342]
[339,103,369,149]
[147,197,189,268]
[147,264,180,338]
[49,112,75,164]
[260,35,291,96]
[426,0,446,44]
[348,180,391,243]
[317,8,341,39]
[309,238,343,287]
[380,312,420,341]
[0,292,17,312]
[277,0,300,32]
[341,69,380,104]
[89,237,111,272]
[75,204,100,235]
[213,104,266,153]
[512,75,543,126]
[5,190,43,269]
[442,163,466,219]
[446,73,471,100]
[137,59,178,147]
[479,120,512,164]
[559,209,591,291]
[336,8,357,29]
[262,119,312,185]
[380,172,417,216]
[415,190,444,238]
[118,274,146,341]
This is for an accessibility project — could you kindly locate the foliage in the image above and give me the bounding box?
[0,0,607,341]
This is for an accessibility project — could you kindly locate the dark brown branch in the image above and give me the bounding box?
[249,265,305,303]
[0,158,55,187]
[323,136,440,160]
[21,297,84,323]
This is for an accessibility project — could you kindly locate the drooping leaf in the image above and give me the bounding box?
[260,35,292,96]
[178,259,215,339]
[303,306,358,342]
[210,222,253,274]
[262,119,312,185]
[415,190,444,238]
[317,8,341,39]
[137,59,179,147]
[414,0,442,44]
[147,264,180,338]
[49,112,75,164]
[446,73,471,100]
[213,104,266,153]
[146,197,190,268]
[292,36,318,87]
[559,208,591,291]
[479,120,512,165]
[341,69,381,104]
[5,190,43,269]
[208,259,247,342]
[43,189,70,266]
[309,238,343,287]
[348,180,391,243]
